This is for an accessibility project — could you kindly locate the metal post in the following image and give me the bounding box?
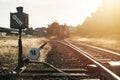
[18,28,23,68]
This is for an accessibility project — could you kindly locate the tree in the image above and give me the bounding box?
[73,1,120,39]
[47,22,60,37]
[25,27,34,35]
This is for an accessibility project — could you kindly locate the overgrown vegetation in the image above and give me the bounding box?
[69,37,120,53]
[72,1,120,40]
[0,37,51,70]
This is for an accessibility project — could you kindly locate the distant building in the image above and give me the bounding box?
[0,27,25,36]
[34,27,47,37]
[2,32,7,36]
[25,27,34,35]
[0,32,2,36]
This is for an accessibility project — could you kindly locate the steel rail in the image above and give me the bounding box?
[29,61,68,75]
[24,69,87,73]
[21,73,92,78]
[58,40,120,80]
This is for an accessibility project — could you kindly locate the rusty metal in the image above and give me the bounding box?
[58,40,120,80]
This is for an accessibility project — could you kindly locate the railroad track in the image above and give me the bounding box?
[57,40,120,80]
[1,39,120,80]
[66,40,120,67]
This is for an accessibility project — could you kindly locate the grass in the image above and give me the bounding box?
[0,37,51,70]
[69,36,120,53]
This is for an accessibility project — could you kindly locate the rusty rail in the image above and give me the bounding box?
[58,40,120,80]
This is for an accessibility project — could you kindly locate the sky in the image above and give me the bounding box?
[0,0,101,28]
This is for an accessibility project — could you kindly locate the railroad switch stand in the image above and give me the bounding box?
[10,6,29,70]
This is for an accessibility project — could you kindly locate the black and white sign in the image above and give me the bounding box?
[12,14,23,26]
[27,48,40,60]
[10,13,28,29]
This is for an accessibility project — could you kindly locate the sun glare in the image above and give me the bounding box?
[0,0,102,28]
[33,0,101,27]
[56,0,101,26]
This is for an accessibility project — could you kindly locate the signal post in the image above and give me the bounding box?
[10,6,29,69]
